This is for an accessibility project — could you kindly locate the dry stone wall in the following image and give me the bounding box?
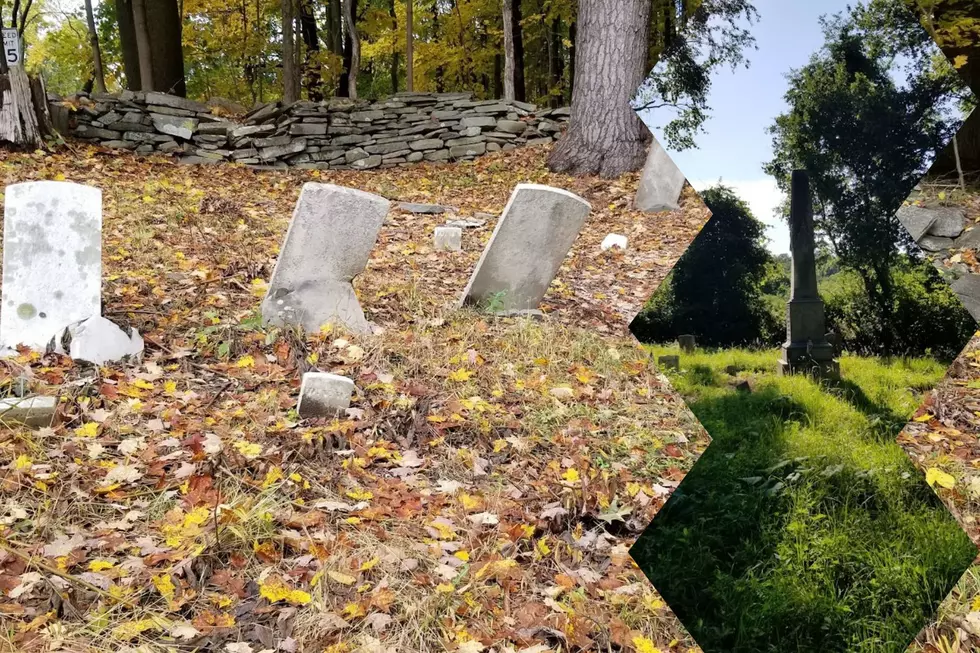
[58,90,569,170]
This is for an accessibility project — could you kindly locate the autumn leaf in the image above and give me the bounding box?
[926,467,956,489]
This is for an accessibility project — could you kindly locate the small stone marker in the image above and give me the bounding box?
[658,355,680,372]
[297,372,355,418]
[1,181,102,351]
[601,234,628,251]
[635,136,686,213]
[54,316,144,365]
[0,395,56,428]
[678,335,696,353]
[459,184,591,313]
[434,226,462,252]
[261,184,390,334]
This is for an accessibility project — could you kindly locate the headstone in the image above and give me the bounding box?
[261,184,389,334]
[0,395,56,428]
[1,181,102,351]
[952,274,980,322]
[658,355,680,372]
[635,136,686,213]
[735,380,752,394]
[434,226,462,252]
[53,316,144,365]
[601,234,628,251]
[458,184,591,313]
[778,171,839,379]
[297,372,355,418]
[678,335,696,353]
[896,205,938,242]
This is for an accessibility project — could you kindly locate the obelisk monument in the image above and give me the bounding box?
[778,170,840,379]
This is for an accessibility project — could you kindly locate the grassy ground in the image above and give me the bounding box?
[632,347,977,653]
[0,145,713,652]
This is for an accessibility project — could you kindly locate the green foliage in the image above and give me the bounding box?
[632,347,976,652]
[631,185,782,348]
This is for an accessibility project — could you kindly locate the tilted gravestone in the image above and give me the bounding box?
[459,184,591,313]
[1,181,102,350]
[261,183,390,334]
[635,136,687,213]
[678,334,696,353]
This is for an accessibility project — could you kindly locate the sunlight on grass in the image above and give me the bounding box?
[632,347,976,653]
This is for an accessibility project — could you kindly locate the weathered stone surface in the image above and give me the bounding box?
[0,396,56,428]
[658,355,680,372]
[351,110,384,122]
[298,372,355,418]
[290,123,328,136]
[144,92,209,113]
[896,205,939,241]
[410,138,444,151]
[259,139,307,160]
[150,114,199,139]
[918,235,955,252]
[1,182,102,350]
[350,155,383,169]
[450,142,486,158]
[261,184,390,334]
[398,203,447,214]
[925,206,967,238]
[952,274,980,322]
[459,184,590,312]
[635,137,686,213]
[495,119,527,134]
[424,149,450,162]
[434,226,462,252]
[52,315,144,365]
[460,116,497,129]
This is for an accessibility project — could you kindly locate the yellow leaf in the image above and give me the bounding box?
[436,583,455,593]
[914,413,933,422]
[448,368,474,382]
[88,560,114,572]
[131,379,154,390]
[259,576,311,605]
[954,54,969,69]
[632,636,662,653]
[346,488,373,501]
[342,602,366,618]
[562,468,581,483]
[164,380,177,394]
[926,467,956,489]
[235,355,255,368]
[359,557,380,572]
[13,454,32,471]
[232,440,263,459]
[328,570,357,585]
[153,573,175,601]
[75,422,99,438]
[112,619,160,641]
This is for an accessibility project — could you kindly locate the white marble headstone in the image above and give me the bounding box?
[1,181,102,350]
[635,136,686,213]
[261,183,390,334]
[459,184,591,313]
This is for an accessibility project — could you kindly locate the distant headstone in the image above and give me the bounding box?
[735,380,752,394]
[601,233,628,251]
[678,335,696,353]
[1,181,102,351]
[635,136,686,213]
[434,226,462,252]
[658,355,680,372]
[778,171,839,379]
[459,184,591,313]
[261,184,389,334]
[298,372,355,418]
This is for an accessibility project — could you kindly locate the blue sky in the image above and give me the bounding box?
[639,0,855,254]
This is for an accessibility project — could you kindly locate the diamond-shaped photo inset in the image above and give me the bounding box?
[628,2,980,651]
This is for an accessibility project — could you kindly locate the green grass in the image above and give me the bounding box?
[631,347,976,653]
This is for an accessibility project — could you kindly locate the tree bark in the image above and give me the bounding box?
[115,0,141,90]
[84,0,106,93]
[341,0,360,100]
[145,0,185,96]
[501,0,515,101]
[282,0,298,102]
[300,0,321,101]
[547,0,652,178]
[131,0,155,91]
[388,0,399,93]
[328,0,342,55]
[567,20,575,102]
[512,0,525,102]
[548,17,563,108]
[405,0,414,92]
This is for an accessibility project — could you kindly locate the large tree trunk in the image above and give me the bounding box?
[502,0,515,101]
[131,0,155,91]
[282,0,298,102]
[145,0,185,96]
[388,0,399,93]
[512,0,525,102]
[114,0,141,90]
[547,0,652,178]
[300,0,322,101]
[0,68,48,149]
[548,17,563,108]
[328,0,342,55]
[84,0,106,93]
[341,0,360,100]
[405,0,414,92]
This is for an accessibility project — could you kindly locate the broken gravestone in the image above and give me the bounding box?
[297,372,355,418]
[261,184,390,334]
[635,136,687,213]
[1,181,102,351]
[601,234,628,251]
[434,226,462,252]
[658,355,680,372]
[459,184,591,313]
[50,316,144,365]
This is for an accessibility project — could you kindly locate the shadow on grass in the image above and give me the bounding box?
[631,373,976,653]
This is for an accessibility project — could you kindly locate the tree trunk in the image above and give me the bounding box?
[548,17,563,108]
[405,0,414,92]
[512,0,525,102]
[0,67,46,149]
[341,0,360,100]
[145,0,186,96]
[388,0,399,93]
[83,0,107,93]
[502,0,515,101]
[328,0,342,55]
[567,20,575,102]
[115,0,141,90]
[282,0,298,102]
[547,0,652,178]
[300,0,322,101]
[131,0,155,91]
